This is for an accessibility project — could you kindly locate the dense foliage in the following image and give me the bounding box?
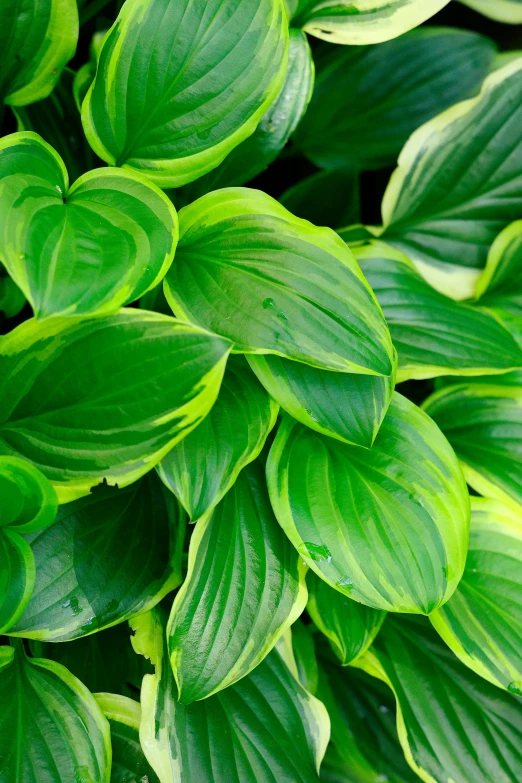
[2,0,522,781]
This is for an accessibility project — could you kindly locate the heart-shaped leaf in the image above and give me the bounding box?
[356,243,522,381]
[9,472,185,641]
[267,394,470,613]
[82,0,288,187]
[165,188,394,375]
[307,571,386,665]
[0,642,111,783]
[157,356,278,521]
[431,497,522,695]
[291,0,450,45]
[1,0,78,106]
[423,382,522,510]
[167,462,307,704]
[0,310,231,501]
[475,220,522,306]
[248,353,395,447]
[293,27,495,171]
[0,132,178,319]
[0,457,57,634]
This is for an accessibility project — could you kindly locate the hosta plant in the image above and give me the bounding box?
[1,1,522,782]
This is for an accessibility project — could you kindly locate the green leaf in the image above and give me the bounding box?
[73,30,107,111]
[165,188,394,375]
[94,693,160,783]
[176,29,314,200]
[0,310,230,502]
[167,462,307,703]
[0,132,178,319]
[0,641,111,783]
[475,220,522,305]
[10,472,185,641]
[291,620,319,696]
[131,609,330,783]
[0,0,78,106]
[0,274,26,319]
[157,356,278,521]
[248,353,395,447]
[423,383,522,510]
[292,0,451,45]
[307,571,385,665]
[460,0,522,22]
[14,69,95,182]
[37,622,153,698]
[381,57,522,300]
[0,457,57,633]
[317,652,419,783]
[431,497,522,695]
[355,616,522,783]
[267,394,470,613]
[356,243,522,381]
[81,0,288,187]
[279,168,360,230]
[293,28,495,171]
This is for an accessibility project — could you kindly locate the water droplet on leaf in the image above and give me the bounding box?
[508,681,522,696]
[303,542,332,564]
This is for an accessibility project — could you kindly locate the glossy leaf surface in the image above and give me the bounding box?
[166,188,394,375]
[0,642,110,783]
[356,243,522,381]
[355,616,522,783]
[10,473,185,641]
[294,28,495,170]
[95,693,160,783]
[0,0,78,106]
[267,394,470,613]
[307,571,385,665]
[475,220,522,305]
[167,462,307,703]
[0,133,178,318]
[431,498,522,695]
[132,610,330,783]
[461,0,522,22]
[423,383,522,510]
[82,0,288,186]
[292,0,450,45]
[382,57,522,299]
[158,357,278,521]
[0,310,230,501]
[248,354,395,447]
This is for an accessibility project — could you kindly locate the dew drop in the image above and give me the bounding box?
[262,297,275,310]
[379,704,389,714]
[337,576,354,591]
[303,542,332,564]
[442,564,455,580]
[508,681,522,696]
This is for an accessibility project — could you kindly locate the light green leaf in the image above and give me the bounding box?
[14,69,95,183]
[0,640,111,783]
[157,356,278,521]
[381,57,522,300]
[0,132,178,319]
[0,456,57,633]
[248,353,395,447]
[293,28,495,171]
[355,243,522,381]
[10,472,185,641]
[475,220,522,304]
[1,0,78,106]
[0,310,231,502]
[307,571,385,665]
[423,383,522,511]
[279,168,360,230]
[291,620,319,696]
[37,622,153,698]
[291,0,450,44]
[165,188,394,375]
[167,462,307,703]
[81,0,288,187]
[460,0,522,22]
[94,693,160,783]
[355,616,522,783]
[267,394,470,613]
[431,497,522,695]
[132,610,330,783]
[317,651,419,783]
[73,30,107,111]
[177,29,314,200]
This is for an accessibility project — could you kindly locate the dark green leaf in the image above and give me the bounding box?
[279,168,360,230]
[292,620,319,696]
